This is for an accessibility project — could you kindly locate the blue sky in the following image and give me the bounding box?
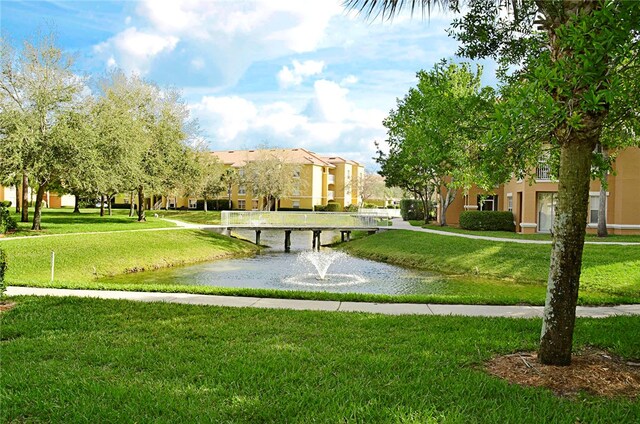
[1,0,497,169]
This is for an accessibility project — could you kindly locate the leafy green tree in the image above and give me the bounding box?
[242,150,302,211]
[0,32,84,230]
[380,61,494,225]
[348,0,640,365]
[187,152,226,212]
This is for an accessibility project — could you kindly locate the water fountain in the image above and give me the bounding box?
[282,251,367,287]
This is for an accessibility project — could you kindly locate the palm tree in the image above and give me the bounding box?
[345,0,640,365]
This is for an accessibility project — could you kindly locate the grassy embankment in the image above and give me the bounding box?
[408,220,640,243]
[7,208,176,237]
[340,230,640,305]
[1,296,639,423]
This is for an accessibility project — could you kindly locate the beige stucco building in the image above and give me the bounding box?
[439,147,640,235]
[209,148,365,210]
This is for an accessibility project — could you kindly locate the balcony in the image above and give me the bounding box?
[328,174,335,185]
[536,163,551,181]
[327,190,335,200]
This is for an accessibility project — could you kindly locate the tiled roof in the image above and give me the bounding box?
[211,148,336,168]
[319,155,362,166]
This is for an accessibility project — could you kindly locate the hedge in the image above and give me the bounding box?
[459,211,515,232]
[400,199,424,221]
[0,202,17,234]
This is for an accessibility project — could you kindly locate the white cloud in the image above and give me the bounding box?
[191,57,205,70]
[340,75,358,85]
[94,27,179,74]
[106,56,117,68]
[124,16,132,25]
[189,77,387,167]
[277,60,325,88]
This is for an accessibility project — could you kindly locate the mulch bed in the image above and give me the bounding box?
[486,348,640,399]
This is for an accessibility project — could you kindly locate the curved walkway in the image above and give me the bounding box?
[6,286,640,318]
[389,219,640,245]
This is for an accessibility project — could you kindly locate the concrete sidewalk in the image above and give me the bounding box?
[6,286,640,318]
[389,219,640,245]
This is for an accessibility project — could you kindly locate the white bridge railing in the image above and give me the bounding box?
[221,211,384,228]
[358,208,401,219]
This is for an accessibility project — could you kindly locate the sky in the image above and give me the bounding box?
[1,0,498,169]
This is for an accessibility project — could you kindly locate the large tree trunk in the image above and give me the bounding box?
[31,183,47,231]
[597,149,608,237]
[73,194,80,213]
[21,173,29,223]
[14,181,20,214]
[539,141,595,365]
[438,187,456,227]
[204,195,208,212]
[99,194,105,217]
[129,191,135,217]
[422,186,430,224]
[137,186,146,222]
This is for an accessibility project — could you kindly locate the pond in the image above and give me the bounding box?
[98,229,517,296]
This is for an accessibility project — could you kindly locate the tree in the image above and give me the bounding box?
[347,0,640,365]
[379,61,494,225]
[357,171,387,205]
[185,151,226,212]
[241,150,301,211]
[0,32,84,230]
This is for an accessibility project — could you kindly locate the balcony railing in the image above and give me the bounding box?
[536,164,551,181]
[328,174,336,184]
[327,190,335,200]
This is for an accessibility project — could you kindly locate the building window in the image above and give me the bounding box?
[590,195,605,224]
[537,192,557,233]
[292,200,300,209]
[293,170,300,178]
[238,168,244,177]
[252,199,259,210]
[168,197,176,209]
[507,195,513,212]
[123,197,130,204]
[477,195,498,211]
[238,200,246,210]
[238,186,246,195]
[188,198,197,209]
[292,186,300,196]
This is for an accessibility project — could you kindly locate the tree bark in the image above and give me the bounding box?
[14,181,20,214]
[204,195,208,212]
[31,183,47,230]
[539,141,595,365]
[99,194,105,217]
[73,194,80,214]
[597,149,608,237]
[21,173,29,222]
[439,187,456,227]
[129,191,135,217]
[422,186,430,224]
[137,186,146,222]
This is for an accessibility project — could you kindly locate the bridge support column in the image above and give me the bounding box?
[312,230,321,250]
[346,231,351,241]
[255,230,261,245]
[341,231,345,242]
[284,230,292,252]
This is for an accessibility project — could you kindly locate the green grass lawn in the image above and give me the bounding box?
[341,230,640,304]
[1,229,257,284]
[1,296,638,423]
[159,209,222,225]
[7,208,175,237]
[409,220,640,243]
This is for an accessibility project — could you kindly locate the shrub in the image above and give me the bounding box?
[196,199,232,211]
[344,204,359,212]
[400,199,424,221]
[313,205,325,212]
[0,202,17,234]
[0,200,11,207]
[0,249,6,297]
[324,203,342,212]
[459,211,515,232]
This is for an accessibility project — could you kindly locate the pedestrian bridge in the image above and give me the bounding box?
[221,211,387,250]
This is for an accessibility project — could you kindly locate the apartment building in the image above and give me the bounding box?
[439,147,640,235]
[157,148,365,211]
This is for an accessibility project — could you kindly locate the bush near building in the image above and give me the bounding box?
[400,199,425,221]
[0,248,7,297]
[459,211,515,232]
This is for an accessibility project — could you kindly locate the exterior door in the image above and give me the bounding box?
[537,192,557,233]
